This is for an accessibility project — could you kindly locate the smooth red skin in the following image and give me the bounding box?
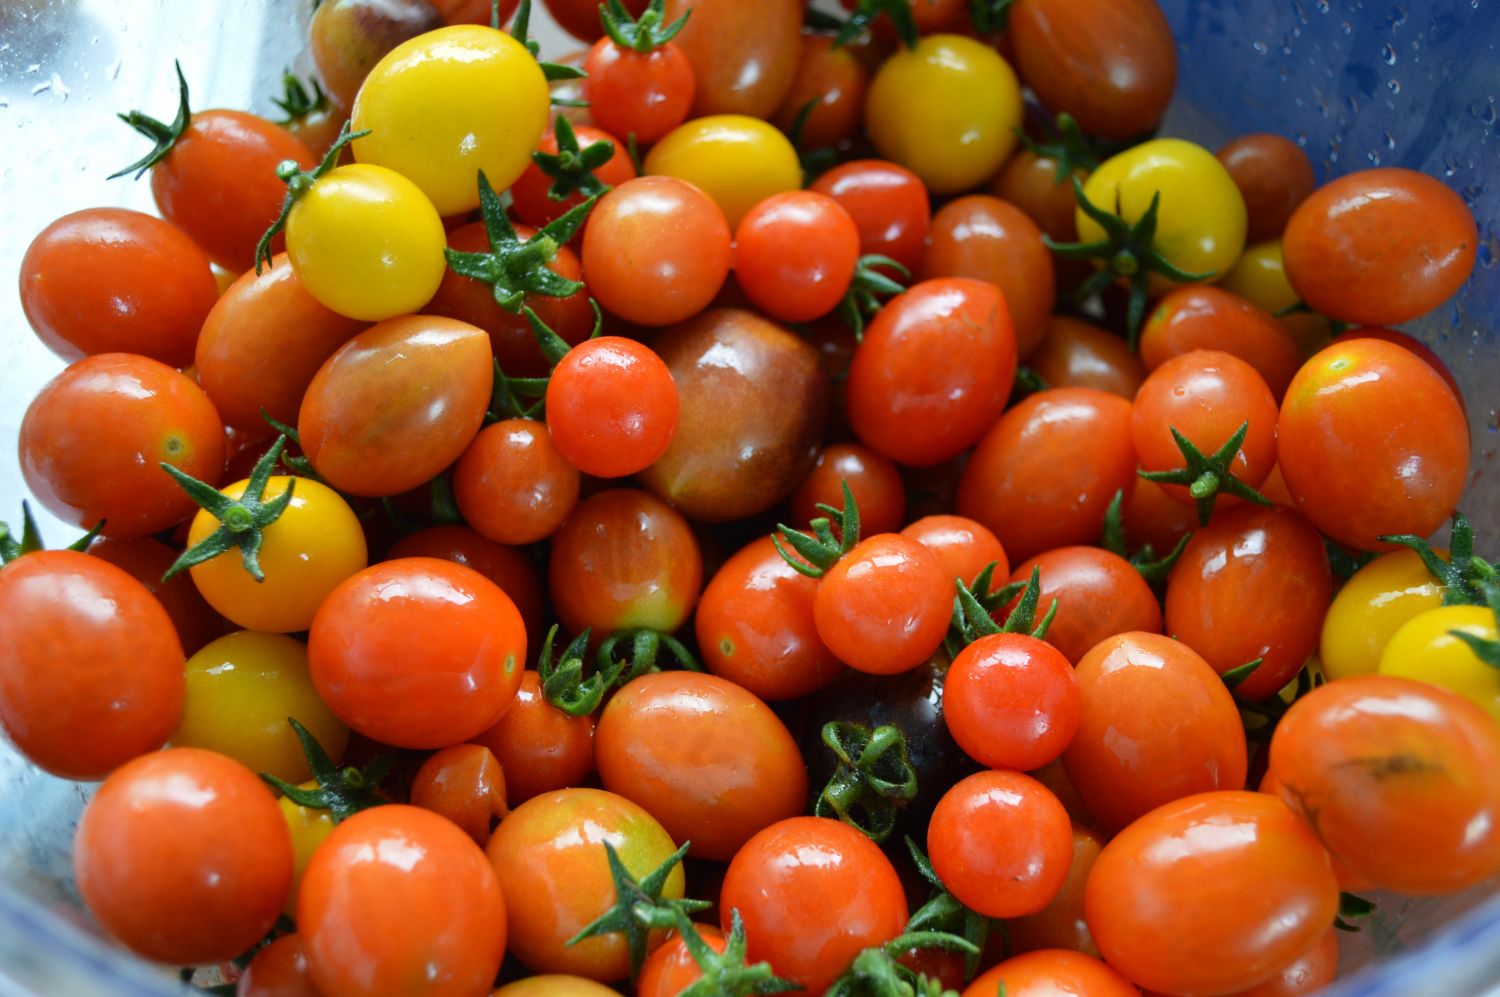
[1218,134,1317,243]
[75,748,292,965]
[237,934,320,997]
[734,191,861,323]
[545,0,647,39]
[1340,326,1465,409]
[88,536,230,655]
[719,817,908,996]
[696,535,844,702]
[810,160,930,274]
[1009,547,1162,666]
[847,278,1016,467]
[1132,350,1279,506]
[1121,475,1196,558]
[1230,927,1338,997]
[1269,676,1500,895]
[639,308,829,522]
[308,558,526,749]
[471,671,595,806]
[548,489,703,635]
[388,525,546,650]
[899,514,1010,591]
[582,176,732,327]
[20,208,217,367]
[792,443,906,538]
[298,315,493,497]
[962,950,1137,997]
[1166,504,1330,701]
[0,551,183,779]
[511,125,639,229]
[196,253,366,429]
[662,0,801,117]
[299,805,506,997]
[1062,633,1248,835]
[596,672,807,860]
[310,0,444,111]
[813,533,950,675]
[1140,286,1303,400]
[772,33,869,150]
[1283,167,1477,325]
[993,151,1081,246]
[639,925,726,997]
[944,633,1081,771]
[20,353,225,539]
[584,38,695,145]
[922,196,1055,359]
[1085,792,1338,997]
[452,419,581,546]
[1009,0,1176,140]
[1006,827,1105,959]
[149,110,316,272]
[1028,315,1144,399]
[424,221,595,378]
[1277,338,1469,551]
[409,743,509,847]
[545,337,679,477]
[929,771,1072,919]
[957,388,1136,564]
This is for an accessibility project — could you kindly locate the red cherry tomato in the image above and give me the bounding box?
[544,0,647,39]
[899,514,1010,591]
[545,337,679,478]
[1231,927,1339,997]
[1140,285,1302,400]
[638,924,726,997]
[1026,315,1144,399]
[961,949,1136,997]
[772,33,869,150]
[661,0,801,118]
[584,35,695,145]
[88,535,231,655]
[734,191,861,323]
[237,933,320,997]
[792,443,907,539]
[387,524,546,649]
[510,124,638,229]
[409,742,509,847]
[944,632,1080,771]
[471,671,596,806]
[452,419,582,546]
[813,533,950,675]
[810,159,930,275]
[1009,546,1162,665]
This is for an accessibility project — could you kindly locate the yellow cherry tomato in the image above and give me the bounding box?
[1379,606,1500,721]
[643,114,801,228]
[172,631,350,784]
[1078,138,1247,293]
[492,976,620,997]
[864,34,1022,195]
[278,780,335,916]
[352,25,549,216]
[186,475,368,633]
[286,162,446,321]
[1320,548,1446,682]
[1220,239,1334,357]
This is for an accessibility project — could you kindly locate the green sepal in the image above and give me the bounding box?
[259,411,322,480]
[1379,511,1498,607]
[160,435,297,583]
[1136,421,1272,526]
[537,625,610,716]
[836,255,910,342]
[1220,657,1264,692]
[787,97,840,184]
[1333,891,1377,932]
[773,480,862,579]
[513,0,589,80]
[271,70,329,125]
[819,0,920,50]
[674,908,801,997]
[260,718,392,824]
[949,565,1054,649]
[533,114,617,203]
[1016,112,1114,183]
[967,0,1014,34]
[600,0,691,52]
[823,930,980,997]
[597,628,702,689]
[0,502,105,564]
[486,357,549,423]
[254,121,369,273]
[815,722,918,844]
[109,60,191,180]
[905,838,989,981]
[1450,580,1500,669]
[1101,488,1191,585]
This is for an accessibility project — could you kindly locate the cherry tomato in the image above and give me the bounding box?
[813,533,950,675]
[276,781,335,918]
[388,524,547,648]
[471,671,595,806]
[544,0,646,39]
[992,149,1081,249]
[1120,474,1197,558]
[719,816,908,995]
[1277,338,1468,551]
[1342,326,1465,407]
[582,176,732,326]
[20,353,224,539]
[185,474,367,633]
[1140,285,1302,400]
[1270,675,1500,894]
[549,489,703,635]
[865,34,1023,194]
[922,195,1055,358]
[846,278,1016,467]
[1010,546,1162,666]
[488,788,685,980]
[962,949,1136,997]
[584,33,696,145]
[237,933,320,997]
[1232,927,1339,997]
[546,337,679,478]
[0,551,182,780]
[1217,133,1317,243]
[810,159,930,275]
[773,33,869,150]
[638,925,726,997]
[21,208,218,367]
[496,976,620,997]
[1378,606,1500,721]
[510,125,637,229]
[899,515,1010,591]
[88,535,229,655]
[309,558,526,748]
[928,770,1072,918]
[410,742,509,846]
[644,115,801,228]
[1062,632,1248,834]
[75,748,293,964]
[944,632,1080,771]
[1006,826,1105,958]
[300,804,507,997]
[792,443,906,539]
[453,419,581,545]
[957,388,1136,564]
[174,631,349,784]
[734,191,860,323]
[1086,791,1338,995]
[662,0,802,118]
[309,0,443,111]
[1283,167,1477,325]
[299,315,493,496]
[1026,315,1144,399]
[1320,548,1445,682]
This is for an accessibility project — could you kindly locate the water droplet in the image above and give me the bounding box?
[107,58,122,81]
[1295,130,1309,146]
[1443,152,1461,176]
[1381,43,1398,65]
[1388,6,1408,26]
[1313,0,1329,11]
[1368,149,1382,165]
[1388,78,1401,94]
[1485,103,1499,126]
[1461,184,1483,207]
[1347,95,1360,114]
[25,63,39,74]
[1252,40,1269,55]
[1383,129,1397,149]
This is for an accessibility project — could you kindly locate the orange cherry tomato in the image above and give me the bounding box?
[471,671,595,807]
[410,742,509,847]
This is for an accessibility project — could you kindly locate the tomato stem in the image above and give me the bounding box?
[837,255,910,341]
[1379,511,1497,607]
[1102,488,1191,585]
[1137,422,1272,526]
[948,564,1055,649]
[512,0,588,81]
[253,120,370,274]
[107,60,191,181]
[160,434,297,583]
[536,625,609,716]
[904,838,989,982]
[259,718,393,824]
[0,501,104,564]
[824,928,980,997]
[815,721,919,843]
[600,0,692,54]
[533,115,618,203]
[671,908,800,997]
[566,840,711,983]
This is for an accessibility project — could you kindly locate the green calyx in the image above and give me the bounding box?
[566,840,711,983]
[513,0,588,81]
[486,301,603,423]
[967,0,1014,34]
[1334,891,1377,933]
[444,170,595,313]
[271,70,329,125]
[1220,656,1265,693]
[773,480,861,579]
[598,628,702,686]
[949,564,1058,649]
[838,255,911,341]
[161,435,296,583]
[1017,112,1109,183]
[1044,178,1216,346]
[254,120,369,273]
[673,909,800,997]
[815,721,919,843]
[536,623,700,717]
[537,625,606,716]
[0,501,104,564]
[1450,580,1500,669]
[108,60,191,180]
[904,838,989,982]
[260,718,393,824]
[600,0,691,53]
[534,115,617,203]
[1136,421,1272,526]
[807,0,919,50]
[1380,511,1498,607]
[823,931,980,997]
[1101,488,1191,585]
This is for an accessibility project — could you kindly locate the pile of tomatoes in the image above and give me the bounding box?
[4,0,1499,995]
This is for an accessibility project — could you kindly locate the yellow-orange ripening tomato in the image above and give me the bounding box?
[643,115,801,229]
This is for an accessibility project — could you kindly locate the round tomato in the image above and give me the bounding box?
[734,191,861,323]
[813,533,951,676]
[772,33,868,150]
[1320,548,1446,682]
[309,0,443,111]
[1006,826,1105,957]
[237,933,319,997]
[661,0,801,118]
[546,337,679,478]
[453,419,581,545]
[409,743,509,847]
[471,671,596,806]
[637,924,726,997]
[809,159,930,275]
[584,32,696,145]
[1027,316,1145,398]
[1009,546,1162,665]
[644,114,801,228]
[1140,285,1302,400]
[899,515,1010,591]
[1217,133,1317,243]
[792,443,906,539]
[387,524,547,648]
[944,633,1080,771]
[1378,606,1500,721]
[961,949,1135,997]
[494,976,620,997]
